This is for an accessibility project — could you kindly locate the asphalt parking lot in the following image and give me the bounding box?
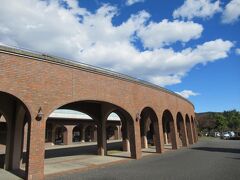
[47,138,240,180]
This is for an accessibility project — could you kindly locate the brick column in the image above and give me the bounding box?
[181,120,189,147]
[114,126,119,140]
[63,125,74,145]
[122,120,130,152]
[129,114,142,159]
[170,118,178,150]
[51,124,57,144]
[192,120,197,143]
[141,136,148,148]
[157,114,165,153]
[97,122,107,155]
[97,108,107,156]
[26,114,45,180]
[80,126,86,142]
[186,119,193,144]
[93,125,97,142]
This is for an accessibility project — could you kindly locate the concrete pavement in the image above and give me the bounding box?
[47,138,240,180]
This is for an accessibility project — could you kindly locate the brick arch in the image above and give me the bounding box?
[44,98,135,122]
[176,112,188,147]
[54,125,68,144]
[105,108,136,157]
[72,124,82,142]
[0,91,32,178]
[162,109,178,150]
[0,91,31,123]
[85,124,96,142]
[139,107,162,153]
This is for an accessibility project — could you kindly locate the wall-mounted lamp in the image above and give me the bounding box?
[36,107,44,121]
[136,112,141,122]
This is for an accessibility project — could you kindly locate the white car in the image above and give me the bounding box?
[221,132,230,140]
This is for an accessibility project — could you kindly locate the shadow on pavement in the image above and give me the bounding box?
[45,142,123,159]
[225,157,240,160]
[191,147,240,154]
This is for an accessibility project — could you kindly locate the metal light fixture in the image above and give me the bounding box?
[136,112,141,122]
[36,107,44,121]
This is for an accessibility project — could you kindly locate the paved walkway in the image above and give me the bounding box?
[44,140,168,176]
[0,140,173,179]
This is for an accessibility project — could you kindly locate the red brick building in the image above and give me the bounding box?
[0,45,197,179]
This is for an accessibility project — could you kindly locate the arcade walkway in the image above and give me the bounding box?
[44,140,173,176]
[0,140,174,179]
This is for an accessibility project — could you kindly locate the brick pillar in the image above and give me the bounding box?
[153,119,163,153]
[186,119,193,144]
[93,125,97,142]
[164,132,168,144]
[194,120,198,142]
[170,118,178,150]
[122,120,130,152]
[129,114,141,160]
[114,126,119,140]
[141,135,148,148]
[157,115,164,153]
[26,114,45,180]
[97,114,107,156]
[63,125,74,145]
[51,124,57,144]
[192,120,197,143]
[80,126,86,142]
[181,120,189,147]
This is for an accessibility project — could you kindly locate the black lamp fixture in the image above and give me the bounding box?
[136,112,141,122]
[36,107,44,121]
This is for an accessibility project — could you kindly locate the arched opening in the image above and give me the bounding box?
[0,115,7,168]
[45,109,94,146]
[72,125,81,142]
[54,126,68,145]
[0,91,31,178]
[140,107,162,153]
[186,114,193,144]
[176,112,188,147]
[44,100,136,175]
[85,125,96,142]
[106,111,135,158]
[162,110,177,150]
[106,125,116,140]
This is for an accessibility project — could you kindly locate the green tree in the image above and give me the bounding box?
[214,113,227,131]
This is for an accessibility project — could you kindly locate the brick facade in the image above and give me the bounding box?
[0,46,197,180]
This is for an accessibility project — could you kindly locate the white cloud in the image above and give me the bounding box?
[0,0,234,87]
[222,0,240,24]
[236,48,240,55]
[173,0,221,20]
[137,19,203,49]
[176,90,200,99]
[126,0,145,6]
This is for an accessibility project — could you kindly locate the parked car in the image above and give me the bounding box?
[230,131,240,140]
[220,132,230,140]
[209,131,220,137]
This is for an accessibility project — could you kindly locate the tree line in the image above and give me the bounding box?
[197,110,240,132]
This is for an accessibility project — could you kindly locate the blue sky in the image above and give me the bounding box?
[0,0,239,112]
